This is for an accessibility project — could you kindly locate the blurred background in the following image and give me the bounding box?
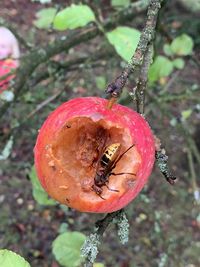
[0,0,200,266]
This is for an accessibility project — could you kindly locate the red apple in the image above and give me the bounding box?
[0,59,17,93]
[34,97,155,213]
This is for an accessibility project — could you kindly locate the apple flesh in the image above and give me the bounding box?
[34,97,155,213]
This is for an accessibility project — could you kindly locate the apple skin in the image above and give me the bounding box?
[0,59,17,92]
[34,97,155,213]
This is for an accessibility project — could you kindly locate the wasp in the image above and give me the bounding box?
[92,143,136,199]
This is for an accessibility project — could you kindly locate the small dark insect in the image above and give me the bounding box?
[66,198,70,203]
[92,143,136,199]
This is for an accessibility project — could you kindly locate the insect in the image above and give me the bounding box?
[92,143,136,199]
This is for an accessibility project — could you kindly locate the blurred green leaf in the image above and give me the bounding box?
[181,109,193,120]
[170,117,178,127]
[52,232,86,267]
[93,263,105,267]
[0,250,31,267]
[53,4,95,31]
[0,136,13,161]
[163,44,173,56]
[106,26,140,61]
[111,0,130,8]
[22,92,35,103]
[172,58,185,69]
[95,76,106,90]
[148,56,174,82]
[58,223,68,234]
[34,8,57,29]
[29,166,57,206]
[170,34,194,56]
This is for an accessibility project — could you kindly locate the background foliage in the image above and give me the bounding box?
[0,0,200,266]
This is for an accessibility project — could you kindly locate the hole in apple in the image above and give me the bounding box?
[50,117,140,198]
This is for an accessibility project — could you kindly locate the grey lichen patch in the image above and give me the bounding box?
[115,211,129,244]
[81,232,100,264]
[155,150,177,184]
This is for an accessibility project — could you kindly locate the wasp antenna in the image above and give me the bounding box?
[112,144,135,167]
[105,183,119,192]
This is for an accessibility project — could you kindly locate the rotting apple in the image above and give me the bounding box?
[34,97,155,213]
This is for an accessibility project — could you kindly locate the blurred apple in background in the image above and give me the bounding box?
[0,59,17,92]
[0,27,20,93]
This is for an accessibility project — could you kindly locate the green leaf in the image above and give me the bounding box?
[148,56,174,83]
[111,0,130,8]
[52,232,86,267]
[106,26,140,61]
[172,58,185,69]
[0,136,13,160]
[181,109,193,121]
[163,44,173,56]
[95,76,106,90]
[29,166,57,206]
[170,34,194,56]
[53,4,95,31]
[34,8,57,29]
[93,263,105,267]
[0,250,31,267]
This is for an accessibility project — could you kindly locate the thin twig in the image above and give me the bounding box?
[136,43,153,114]
[95,210,121,235]
[186,148,200,205]
[161,70,180,94]
[30,46,115,87]
[25,90,63,120]
[157,89,200,103]
[178,123,200,165]
[106,0,163,98]
[147,90,200,185]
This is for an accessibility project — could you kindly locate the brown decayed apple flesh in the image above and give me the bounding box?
[44,117,141,203]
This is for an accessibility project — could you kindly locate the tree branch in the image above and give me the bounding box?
[186,148,200,205]
[30,45,115,87]
[106,0,163,98]
[0,0,149,119]
[81,210,123,266]
[136,43,153,114]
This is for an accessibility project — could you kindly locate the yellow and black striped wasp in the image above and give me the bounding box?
[92,143,136,199]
